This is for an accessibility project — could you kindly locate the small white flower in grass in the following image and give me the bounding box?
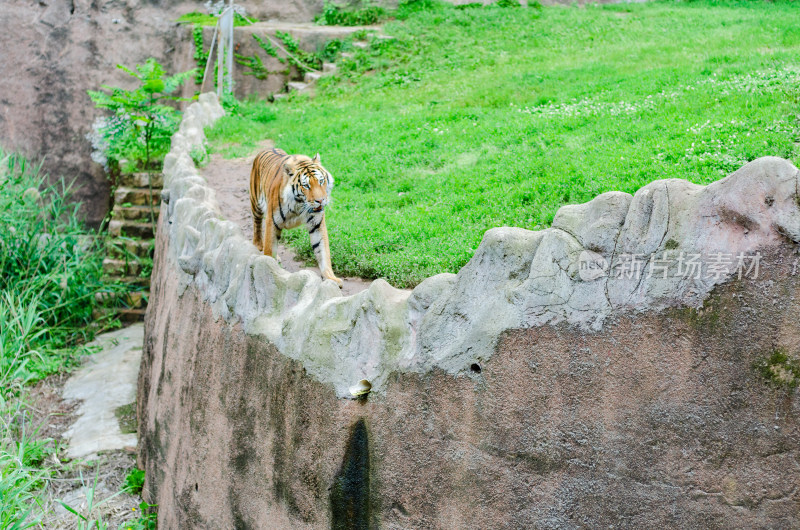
[23,188,40,202]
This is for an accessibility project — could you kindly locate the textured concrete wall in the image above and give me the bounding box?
[0,0,200,225]
[138,95,800,527]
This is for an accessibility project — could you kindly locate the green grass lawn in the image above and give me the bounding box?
[206,0,800,287]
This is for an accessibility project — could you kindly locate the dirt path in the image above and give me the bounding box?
[27,325,146,528]
[201,146,372,297]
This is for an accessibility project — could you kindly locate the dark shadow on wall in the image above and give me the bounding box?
[330,418,371,530]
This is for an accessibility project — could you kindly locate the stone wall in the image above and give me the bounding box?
[0,0,200,225]
[138,94,800,527]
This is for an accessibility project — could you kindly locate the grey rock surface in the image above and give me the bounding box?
[62,324,143,460]
[0,0,199,225]
[140,231,800,529]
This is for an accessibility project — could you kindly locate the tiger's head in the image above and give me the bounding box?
[285,153,334,213]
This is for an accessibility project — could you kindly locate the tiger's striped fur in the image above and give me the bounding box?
[249,147,342,287]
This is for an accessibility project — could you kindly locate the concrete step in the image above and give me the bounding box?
[60,324,143,459]
[114,187,160,207]
[340,52,354,60]
[118,308,146,322]
[287,81,309,92]
[352,41,369,49]
[120,276,151,290]
[95,290,148,309]
[304,71,322,84]
[273,93,288,101]
[109,219,155,239]
[94,306,147,323]
[103,258,142,277]
[322,62,337,74]
[112,205,159,222]
[108,238,154,260]
[118,172,163,188]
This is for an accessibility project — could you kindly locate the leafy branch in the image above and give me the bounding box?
[87,58,195,171]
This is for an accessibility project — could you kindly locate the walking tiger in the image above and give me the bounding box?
[249,147,343,287]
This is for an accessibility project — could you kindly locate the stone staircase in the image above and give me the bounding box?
[281,35,388,97]
[273,62,337,100]
[100,171,162,322]
[250,31,394,100]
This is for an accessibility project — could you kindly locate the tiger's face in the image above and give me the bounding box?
[286,153,333,212]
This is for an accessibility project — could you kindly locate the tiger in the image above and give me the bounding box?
[249,147,343,287]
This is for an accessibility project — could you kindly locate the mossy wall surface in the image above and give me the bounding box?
[139,242,800,527]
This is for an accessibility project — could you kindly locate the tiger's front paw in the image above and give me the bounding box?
[324,273,344,288]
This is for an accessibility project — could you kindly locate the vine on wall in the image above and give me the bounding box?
[192,26,210,86]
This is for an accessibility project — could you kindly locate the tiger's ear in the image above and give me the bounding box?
[312,153,321,164]
[283,156,297,175]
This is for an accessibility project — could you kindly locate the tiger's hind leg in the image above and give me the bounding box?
[252,204,265,252]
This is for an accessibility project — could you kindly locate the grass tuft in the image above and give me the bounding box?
[0,148,120,526]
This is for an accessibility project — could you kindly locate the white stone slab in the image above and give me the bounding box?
[62,324,143,460]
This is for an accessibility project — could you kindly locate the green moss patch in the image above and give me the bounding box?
[754,349,800,390]
[115,402,138,434]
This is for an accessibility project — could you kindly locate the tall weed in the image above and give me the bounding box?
[0,148,118,528]
[0,401,46,529]
[0,150,114,381]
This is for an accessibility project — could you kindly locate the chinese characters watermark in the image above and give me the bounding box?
[579,251,762,282]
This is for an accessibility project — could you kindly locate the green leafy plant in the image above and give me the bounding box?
[275,31,322,72]
[319,38,346,63]
[189,146,210,168]
[253,34,280,59]
[755,349,800,390]
[87,58,195,172]
[0,409,47,529]
[396,0,441,19]
[316,1,388,26]
[192,26,210,86]
[0,151,116,369]
[233,55,270,80]
[236,33,346,81]
[118,501,157,530]
[123,468,146,495]
[0,150,122,528]
[233,34,292,80]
